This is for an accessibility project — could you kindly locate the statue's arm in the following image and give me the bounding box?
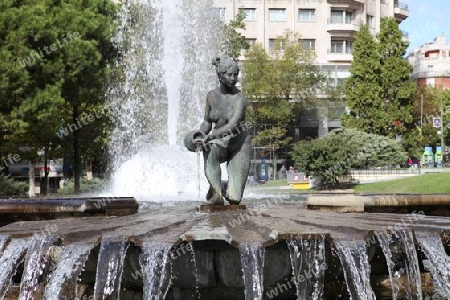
[207,95,248,140]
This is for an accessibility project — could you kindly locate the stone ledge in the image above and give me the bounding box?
[307,195,365,213]
[0,197,139,226]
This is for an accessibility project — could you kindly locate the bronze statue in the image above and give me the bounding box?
[184,56,251,205]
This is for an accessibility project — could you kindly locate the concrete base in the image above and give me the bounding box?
[307,194,365,213]
[0,197,139,226]
[197,204,246,213]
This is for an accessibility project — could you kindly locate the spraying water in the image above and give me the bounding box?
[108,0,223,201]
[240,242,265,300]
[0,239,30,299]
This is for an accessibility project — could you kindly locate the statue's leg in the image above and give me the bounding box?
[225,142,252,204]
[203,144,226,205]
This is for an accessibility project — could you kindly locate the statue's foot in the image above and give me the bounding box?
[227,199,240,205]
[206,194,224,205]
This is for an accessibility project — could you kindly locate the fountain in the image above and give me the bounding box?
[1,0,450,299]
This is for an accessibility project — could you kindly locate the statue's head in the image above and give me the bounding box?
[212,56,239,84]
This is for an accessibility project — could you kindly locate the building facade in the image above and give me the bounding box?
[408,33,450,89]
[213,0,409,136]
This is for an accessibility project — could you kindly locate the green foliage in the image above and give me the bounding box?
[0,175,28,196]
[290,128,407,189]
[242,31,323,178]
[343,19,415,137]
[58,178,107,195]
[0,0,119,193]
[222,10,249,59]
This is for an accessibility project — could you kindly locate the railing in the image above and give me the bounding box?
[395,1,409,11]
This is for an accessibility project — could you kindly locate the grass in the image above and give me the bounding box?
[353,172,450,194]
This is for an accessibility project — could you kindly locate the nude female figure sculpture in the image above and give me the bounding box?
[184,56,251,205]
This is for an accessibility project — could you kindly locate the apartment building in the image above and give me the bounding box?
[408,33,450,89]
[213,0,409,136]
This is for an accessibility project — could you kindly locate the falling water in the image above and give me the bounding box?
[0,238,30,299]
[19,234,60,300]
[0,234,9,253]
[43,243,94,300]
[376,229,422,299]
[93,236,129,299]
[108,0,223,200]
[240,242,265,300]
[140,242,172,300]
[287,235,326,300]
[334,239,376,300]
[416,234,450,297]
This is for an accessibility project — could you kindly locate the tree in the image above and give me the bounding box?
[343,19,415,137]
[0,0,119,194]
[242,31,322,179]
[221,10,249,59]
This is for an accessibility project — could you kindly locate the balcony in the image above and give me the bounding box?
[327,50,353,62]
[327,0,364,7]
[327,20,361,37]
[394,1,409,22]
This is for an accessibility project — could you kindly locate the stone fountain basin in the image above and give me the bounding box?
[0,195,450,299]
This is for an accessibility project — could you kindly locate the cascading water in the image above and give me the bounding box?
[376,229,422,299]
[416,233,450,297]
[0,238,30,299]
[108,0,223,201]
[139,241,172,300]
[93,236,129,299]
[334,239,376,300]
[19,234,60,300]
[287,235,326,300]
[240,242,265,300]
[0,234,8,253]
[43,243,94,300]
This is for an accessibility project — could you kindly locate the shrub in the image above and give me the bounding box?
[0,175,28,196]
[58,178,107,195]
[291,128,407,189]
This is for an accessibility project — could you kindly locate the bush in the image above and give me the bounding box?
[0,175,28,196]
[58,178,107,195]
[291,128,407,189]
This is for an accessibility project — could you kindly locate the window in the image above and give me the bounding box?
[245,38,257,48]
[269,39,284,50]
[240,8,257,21]
[269,8,286,21]
[298,9,315,21]
[330,10,353,24]
[331,40,352,54]
[428,65,434,73]
[366,15,374,27]
[299,39,316,50]
[213,8,226,21]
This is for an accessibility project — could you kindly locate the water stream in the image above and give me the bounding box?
[0,234,9,253]
[334,239,376,300]
[0,238,30,299]
[240,242,265,300]
[416,234,450,297]
[19,234,60,300]
[376,229,422,299]
[109,0,222,201]
[140,241,172,300]
[287,235,325,300]
[93,236,129,299]
[43,243,94,300]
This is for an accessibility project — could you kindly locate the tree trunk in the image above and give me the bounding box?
[318,105,329,138]
[85,158,93,180]
[44,155,49,195]
[73,105,81,194]
[28,161,36,197]
[273,152,278,181]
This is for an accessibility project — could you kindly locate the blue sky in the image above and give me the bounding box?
[399,0,450,53]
